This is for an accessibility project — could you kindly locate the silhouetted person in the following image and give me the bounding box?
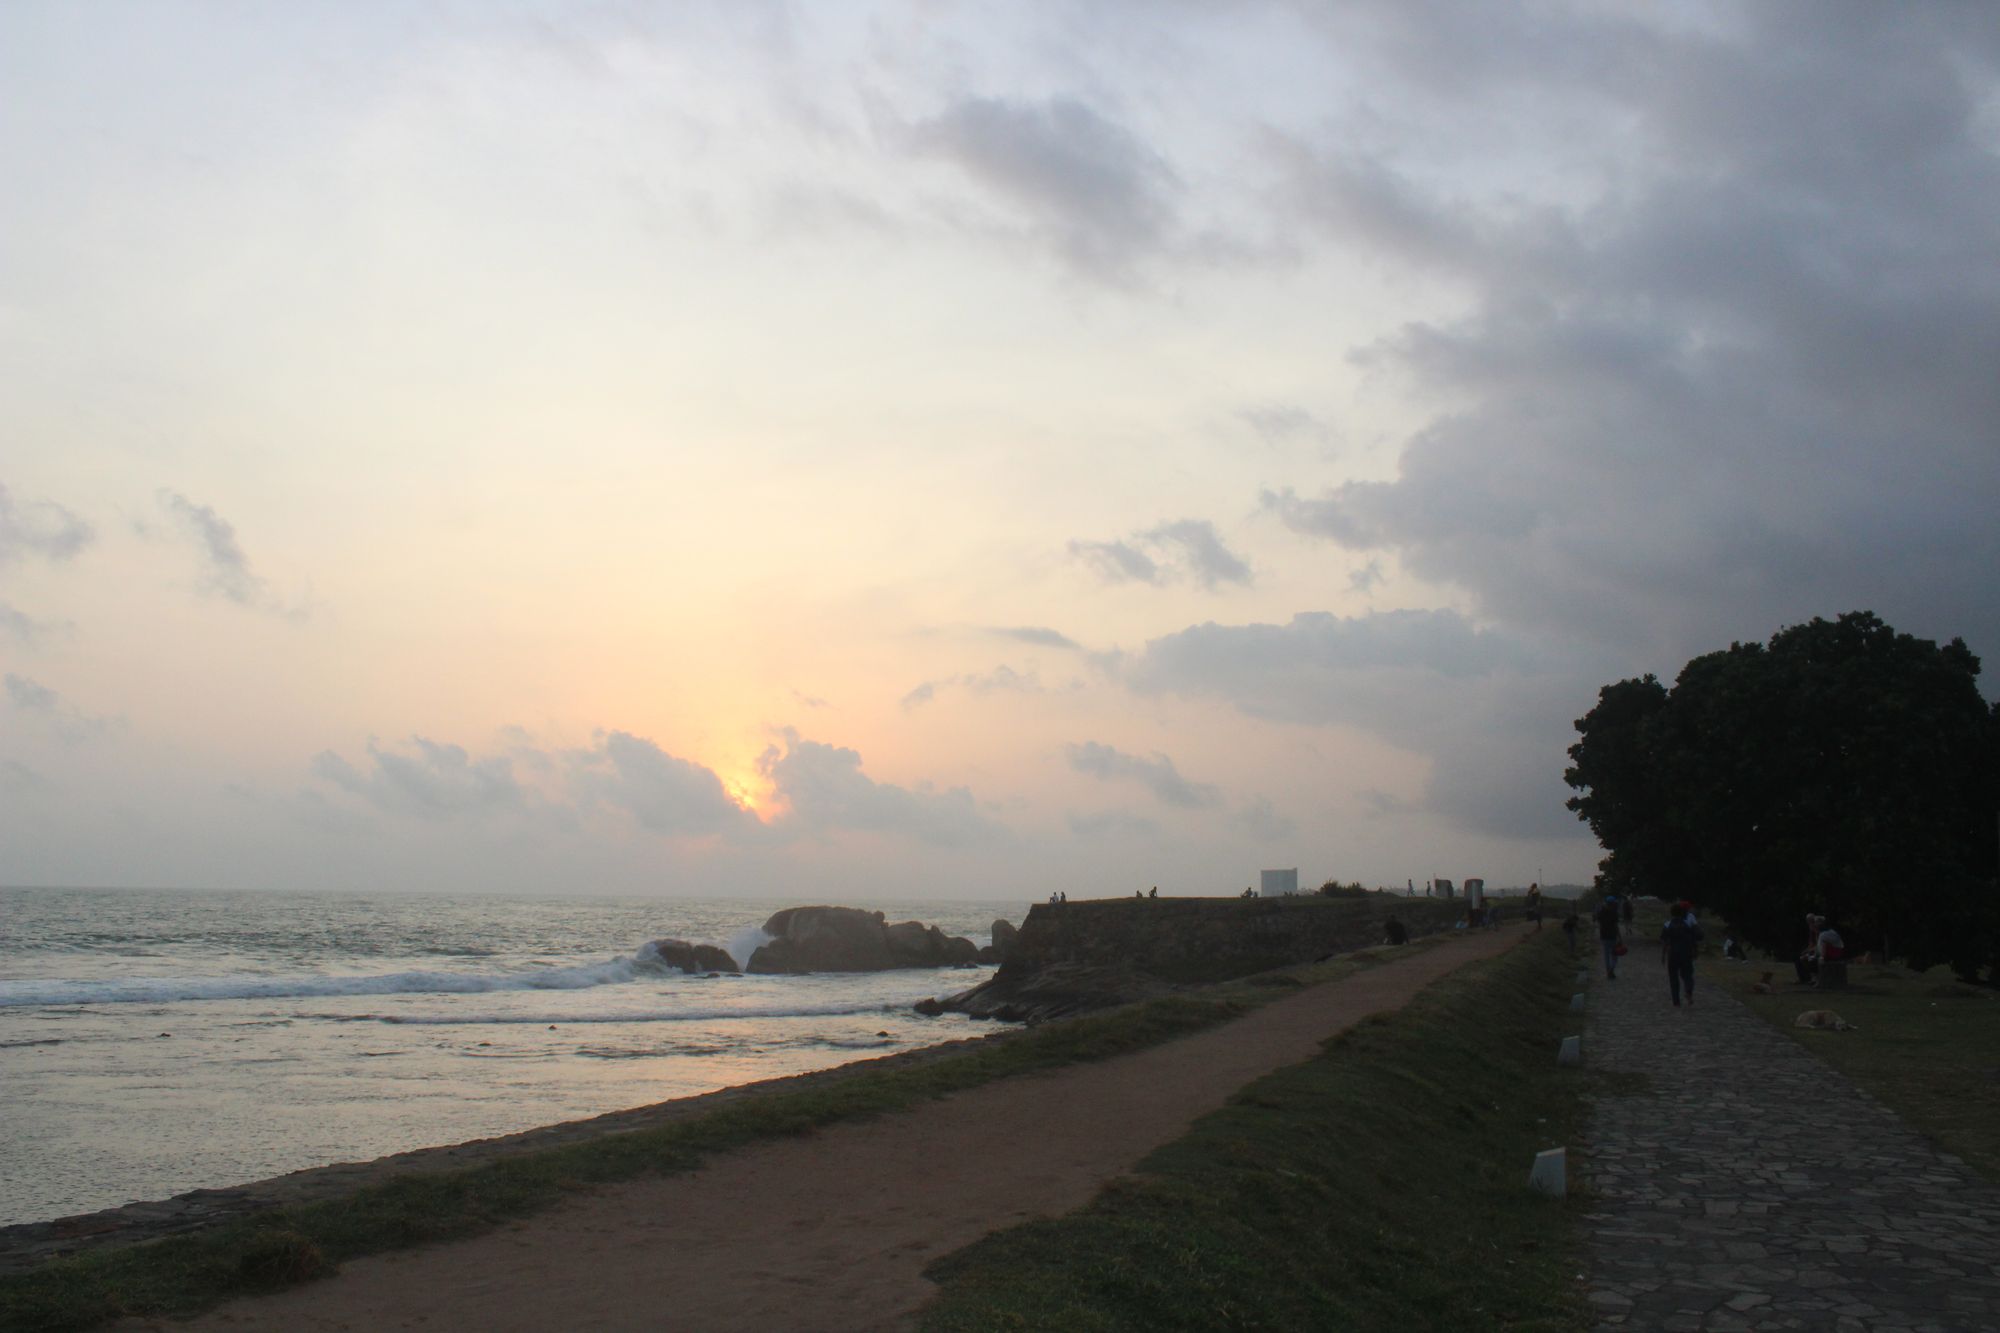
[1597,896,1623,980]
[1384,915,1409,946]
[1660,898,1704,1007]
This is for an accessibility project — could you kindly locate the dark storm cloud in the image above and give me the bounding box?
[0,484,93,565]
[1125,610,1592,839]
[1065,740,1221,810]
[758,728,1003,846]
[909,94,1179,280]
[1266,4,2000,664]
[1070,520,1251,591]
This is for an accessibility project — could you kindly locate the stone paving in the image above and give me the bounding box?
[1579,953,2000,1332]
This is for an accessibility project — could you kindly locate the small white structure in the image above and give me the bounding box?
[1569,992,1586,1013]
[1528,1148,1567,1197]
[1259,868,1299,898]
[1558,1035,1582,1066]
[1465,877,1486,910]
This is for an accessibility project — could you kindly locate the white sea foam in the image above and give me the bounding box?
[371,1000,909,1025]
[725,924,775,970]
[0,951,669,1008]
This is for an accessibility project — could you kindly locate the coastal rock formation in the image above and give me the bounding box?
[989,918,1019,961]
[747,906,981,974]
[647,939,741,974]
[933,961,1172,1024]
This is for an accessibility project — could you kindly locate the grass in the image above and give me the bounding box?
[0,944,1428,1332]
[1706,951,2000,1180]
[916,932,1591,1333]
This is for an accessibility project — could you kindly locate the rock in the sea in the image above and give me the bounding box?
[745,906,987,974]
[647,939,740,974]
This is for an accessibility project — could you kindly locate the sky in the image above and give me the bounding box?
[3,1,1997,901]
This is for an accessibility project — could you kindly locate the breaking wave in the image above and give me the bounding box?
[0,948,685,1009]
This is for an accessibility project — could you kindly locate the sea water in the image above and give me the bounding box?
[0,886,1025,1227]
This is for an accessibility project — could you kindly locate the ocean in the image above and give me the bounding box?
[0,886,1025,1228]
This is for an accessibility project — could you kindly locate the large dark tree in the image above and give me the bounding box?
[1565,611,2000,979]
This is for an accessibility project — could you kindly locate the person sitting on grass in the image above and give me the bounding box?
[1796,912,1827,984]
[1384,915,1409,946]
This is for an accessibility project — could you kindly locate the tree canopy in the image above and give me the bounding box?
[1564,611,2000,979]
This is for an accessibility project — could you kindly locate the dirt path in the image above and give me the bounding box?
[138,925,1525,1332]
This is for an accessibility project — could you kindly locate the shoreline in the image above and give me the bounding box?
[0,1020,1029,1278]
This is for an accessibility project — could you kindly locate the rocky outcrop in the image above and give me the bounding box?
[989,918,1019,961]
[647,939,740,974]
[922,895,1459,1022]
[930,961,1172,1024]
[746,906,981,974]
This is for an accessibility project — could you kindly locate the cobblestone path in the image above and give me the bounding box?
[1580,955,2000,1332]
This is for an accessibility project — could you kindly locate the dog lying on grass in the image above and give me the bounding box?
[1794,1010,1857,1031]
[1751,971,1776,994]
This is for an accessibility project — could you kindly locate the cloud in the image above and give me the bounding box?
[569,730,754,837]
[1145,519,1252,590]
[0,484,93,566]
[910,95,1178,280]
[4,673,59,712]
[990,625,1081,651]
[902,664,1050,711]
[0,601,61,646]
[155,490,304,619]
[1233,797,1297,842]
[1240,404,1335,448]
[1069,519,1252,591]
[311,737,525,821]
[4,673,118,742]
[1067,537,1161,586]
[1067,809,1160,839]
[1065,740,1221,810]
[759,728,1003,846]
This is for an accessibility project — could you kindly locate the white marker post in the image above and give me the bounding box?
[1528,1147,1567,1197]
[1558,1035,1582,1066]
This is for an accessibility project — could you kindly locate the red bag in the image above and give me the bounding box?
[1613,941,1629,956]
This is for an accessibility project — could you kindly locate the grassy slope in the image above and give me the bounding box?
[1,947,1425,1332]
[917,932,1590,1333]
[1705,954,2000,1180]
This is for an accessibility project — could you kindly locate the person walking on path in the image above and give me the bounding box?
[1525,882,1543,931]
[1595,894,1623,980]
[1561,908,1579,955]
[1659,898,1703,1007]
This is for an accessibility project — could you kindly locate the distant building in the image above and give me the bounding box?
[1259,868,1299,897]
